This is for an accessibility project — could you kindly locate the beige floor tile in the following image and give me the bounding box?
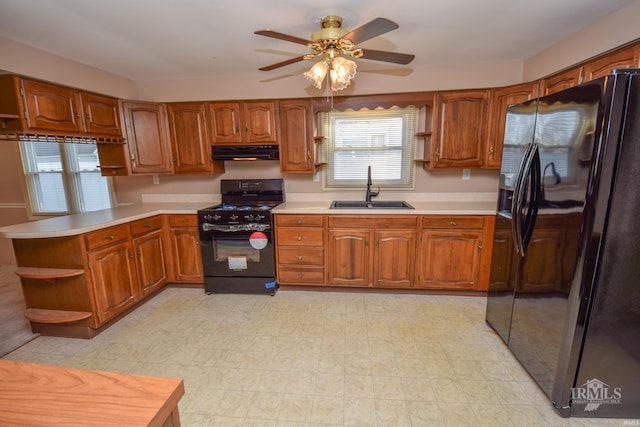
[343,397,377,426]
[2,288,592,426]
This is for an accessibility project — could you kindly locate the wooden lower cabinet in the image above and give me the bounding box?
[86,233,139,324]
[275,214,325,285]
[165,215,204,284]
[130,216,168,297]
[416,216,491,291]
[327,216,418,288]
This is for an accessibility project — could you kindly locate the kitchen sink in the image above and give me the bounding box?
[330,200,414,209]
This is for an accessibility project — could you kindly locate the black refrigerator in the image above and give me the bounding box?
[485,69,640,418]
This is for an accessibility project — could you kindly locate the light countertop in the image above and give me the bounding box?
[272,200,497,215]
[0,199,498,240]
[0,203,212,239]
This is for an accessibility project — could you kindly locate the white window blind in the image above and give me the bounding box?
[20,140,114,215]
[322,106,417,188]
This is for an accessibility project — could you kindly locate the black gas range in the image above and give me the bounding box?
[198,179,284,295]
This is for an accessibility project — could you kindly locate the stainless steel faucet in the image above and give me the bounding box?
[365,165,379,202]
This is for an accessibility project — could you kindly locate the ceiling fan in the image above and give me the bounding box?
[254,15,415,90]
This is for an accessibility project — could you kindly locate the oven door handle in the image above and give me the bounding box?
[202,223,271,232]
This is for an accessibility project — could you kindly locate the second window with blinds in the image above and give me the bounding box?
[322,106,417,189]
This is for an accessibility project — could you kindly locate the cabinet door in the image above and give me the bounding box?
[208,102,242,144]
[328,229,369,287]
[244,101,277,144]
[279,99,314,173]
[88,240,138,323]
[542,67,582,96]
[169,226,203,283]
[122,101,173,174]
[80,92,122,136]
[374,229,416,287]
[417,229,482,290]
[582,45,640,82]
[20,79,82,133]
[132,229,167,297]
[167,102,223,173]
[431,90,489,168]
[485,82,537,169]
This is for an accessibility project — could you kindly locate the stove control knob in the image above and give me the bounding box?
[230,214,238,221]
[255,214,266,220]
[244,214,254,221]
[204,214,221,221]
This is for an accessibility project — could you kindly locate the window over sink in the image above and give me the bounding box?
[321,106,417,189]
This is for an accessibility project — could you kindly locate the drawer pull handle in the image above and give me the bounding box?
[297,236,303,241]
[450,221,457,226]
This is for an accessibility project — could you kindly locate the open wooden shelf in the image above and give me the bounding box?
[15,267,85,281]
[25,308,92,324]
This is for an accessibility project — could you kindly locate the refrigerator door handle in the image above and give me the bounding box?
[520,145,541,255]
[511,143,534,255]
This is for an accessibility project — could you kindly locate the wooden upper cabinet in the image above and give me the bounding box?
[485,82,538,169]
[208,101,277,145]
[582,44,640,82]
[166,102,223,174]
[121,101,173,174]
[208,102,242,144]
[278,99,314,173]
[79,92,122,136]
[542,67,582,96]
[431,89,490,168]
[20,79,82,133]
[16,78,121,136]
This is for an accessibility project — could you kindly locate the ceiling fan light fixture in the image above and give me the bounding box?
[304,59,329,89]
[329,56,357,91]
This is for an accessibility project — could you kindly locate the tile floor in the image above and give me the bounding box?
[2,287,625,426]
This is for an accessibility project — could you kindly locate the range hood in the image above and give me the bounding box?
[211,145,279,161]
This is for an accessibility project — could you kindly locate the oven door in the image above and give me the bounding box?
[200,224,275,277]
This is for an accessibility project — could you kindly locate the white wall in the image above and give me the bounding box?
[524,0,640,81]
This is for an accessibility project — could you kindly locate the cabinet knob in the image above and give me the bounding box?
[297,273,304,278]
[296,236,303,241]
[106,234,115,240]
[478,243,483,250]
[297,255,304,260]
[146,223,153,228]
[450,221,457,226]
[296,219,303,225]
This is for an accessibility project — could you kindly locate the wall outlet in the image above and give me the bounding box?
[462,169,471,180]
[313,170,320,182]
[152,174,160,185]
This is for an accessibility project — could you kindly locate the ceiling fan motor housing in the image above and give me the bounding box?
[311,15,348,41]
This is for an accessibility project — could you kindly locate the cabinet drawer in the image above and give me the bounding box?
[278,247,323,265]
[276,214,324,227]
[169,214,198,227]
[276,228,324,246]
[130,215,162,236]
[422,216,485,229]
[85,224,130,250]
[278,266,325,284]
[329,215,418,229]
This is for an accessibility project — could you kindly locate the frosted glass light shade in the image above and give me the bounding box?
[304,60,328,89]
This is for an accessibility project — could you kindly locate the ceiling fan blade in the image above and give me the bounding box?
[254,30,310,46]
[258,55,306,71]
[360,48,415,65]
[342,17,399,45]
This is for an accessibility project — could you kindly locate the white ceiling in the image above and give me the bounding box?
[0,0,636,82]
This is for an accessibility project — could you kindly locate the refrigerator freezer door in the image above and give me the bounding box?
[509,80,607,402]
